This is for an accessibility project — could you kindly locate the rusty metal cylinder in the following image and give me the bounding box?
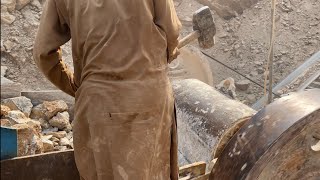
[172,79,256,165]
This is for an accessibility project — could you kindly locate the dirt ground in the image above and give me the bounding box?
[1,0,319,105]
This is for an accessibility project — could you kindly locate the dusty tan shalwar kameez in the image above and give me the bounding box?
[33,0,181,179]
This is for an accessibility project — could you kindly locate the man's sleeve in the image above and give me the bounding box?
[153,0,181,63]
[33,0,77,97]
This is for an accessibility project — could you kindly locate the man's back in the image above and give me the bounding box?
[33,0,180,179]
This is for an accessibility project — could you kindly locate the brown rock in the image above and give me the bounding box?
[36,118,51,129]
[54,146,68,151]
[1,105,11,117]
[1,118,12,127]
[49,111,71,132]
[26,120,42,135]
[30,100,68,120]
[1,96,33,117]
[11,123,43,156]
[235,80,250,91]
[50,137,60,142]
[42,139,54,153]
[46,131,67,139]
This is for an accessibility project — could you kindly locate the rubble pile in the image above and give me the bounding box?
[1,96,74,156]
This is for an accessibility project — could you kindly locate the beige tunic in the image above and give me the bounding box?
[33,0,181,179]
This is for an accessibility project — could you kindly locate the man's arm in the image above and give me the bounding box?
[153,0,181,63]
[33,0,77,97]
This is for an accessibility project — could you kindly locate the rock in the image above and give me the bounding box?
[41,135,53,141]
[26,119,41,135]
[1,40,5,52]
[42,139,54,153]
[46,131,67,139]
[53,142,59,146]
[16,0,31,10]
[1,0,16,12]
[48,111,72,131]
[257,67,264,74]
[12,123,43,156]
[216,77,237,99]
[66,132,73,140]
[250,71,258,77]
[59,137,70,147]
[1,66,8,77]
[30,0,41,9]
[2,96,33,117]
[54,146,68,151]
[30,100,68,120]
[1,118,12,127]
[235,80,250,91]
[247,94,256,103]
[69,137,74,149]
[1,105,11,117]
[6,110,29,124]
[50,136,59,142]
[36,118,51,129]
[1,8,16,25]
[3,40,15,52]
[42,127,58,134]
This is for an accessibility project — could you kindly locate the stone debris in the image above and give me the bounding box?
[235,80,250,91]
[31,100,68,120]
[59,137,71,147]
[42,139,54,153]
[1,96,33,117]
[46,131,67,139]
[1,6,16,25]
[1,98,74,157]
[1,0,16,12]
[216,77,237,99]
[49,111,72,132]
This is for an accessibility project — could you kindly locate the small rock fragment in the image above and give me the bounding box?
[42,139,54,153]
[54,146,68,151]
[42,135,53,141]
[49,111,72,131]
[59,137,70,147]
[1,105,11,117]
[2,96,33,117]
[50,137,60,142]
[26,119,42,135]
[216,77,237,99]
[30,100,68,120]
[235,80,250,91]
[1,66,8,77]
[35,118,51,129]
[247,94,256,103]
[46,131,67,139]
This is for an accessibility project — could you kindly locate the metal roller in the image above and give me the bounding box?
[172,79,256,164]
[210,89,320,180]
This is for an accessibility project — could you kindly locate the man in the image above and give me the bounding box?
[33,0,181,179]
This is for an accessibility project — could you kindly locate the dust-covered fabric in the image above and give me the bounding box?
[33,0,181,179]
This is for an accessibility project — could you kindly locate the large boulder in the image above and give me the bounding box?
[2,96,33,117]
[11,123,43,156]
[30,100,68,120]
[5,110,29,124]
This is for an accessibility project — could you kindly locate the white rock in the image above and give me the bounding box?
[1,66,8,77]
[6,110,29,124]
[1,11,16,25]
[49,111,72,131]
[59,137,70,147]
[3,40,15,52]
[2,96,33,117]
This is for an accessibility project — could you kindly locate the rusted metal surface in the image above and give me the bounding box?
[1,150,79,180]
[172,79,256,164]
[210,89,320,180]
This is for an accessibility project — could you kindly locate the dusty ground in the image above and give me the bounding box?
[1,0,319,105]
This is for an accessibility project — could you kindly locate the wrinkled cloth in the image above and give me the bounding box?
[33,0,181,179]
